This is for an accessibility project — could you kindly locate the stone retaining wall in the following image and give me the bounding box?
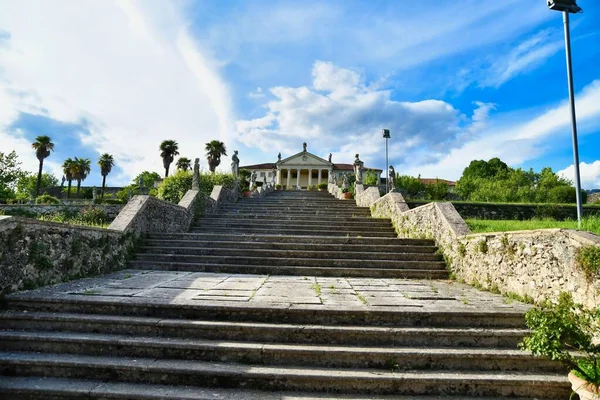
[371,193,600,309]
[0,216,140,297]
[0,204,123,219]
[355,184,381,207]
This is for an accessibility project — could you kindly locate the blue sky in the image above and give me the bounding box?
[0,0,599,188]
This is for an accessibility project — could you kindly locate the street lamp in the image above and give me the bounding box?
[382,129,390,192]
[547,0,584,227]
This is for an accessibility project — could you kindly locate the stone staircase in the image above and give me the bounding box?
[0,191,571,399]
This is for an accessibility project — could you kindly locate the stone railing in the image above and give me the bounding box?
[371,192,600,309]
[354,184,381,207]
[109,185,239,233]
[0,215,140,297]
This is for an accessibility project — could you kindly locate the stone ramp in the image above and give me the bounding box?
[0,191,572,398]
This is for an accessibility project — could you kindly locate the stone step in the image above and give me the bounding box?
[216,209,371,216]
[0,377,546,400]
[0,331,563,372]
[199,214,382,223]
[222,203,363,208]
[195,220,393,229]
[189,227,397,237]
[144,240,439,254]
[127,261,448,279]
[2,297,526,328]
[0,312,528,348]
[0,352,570,397]
[221,206,369,212]
[134,253,446,269]
[146,233,434,247]
[137,247,443,261]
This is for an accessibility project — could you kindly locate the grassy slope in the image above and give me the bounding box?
[466,216,600,236]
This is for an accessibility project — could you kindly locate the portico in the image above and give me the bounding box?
[279,168,330,189]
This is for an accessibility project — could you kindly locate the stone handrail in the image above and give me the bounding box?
[354,184,381,207]
[371,192,600,309]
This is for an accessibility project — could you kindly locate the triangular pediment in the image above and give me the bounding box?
[278,151,332,167]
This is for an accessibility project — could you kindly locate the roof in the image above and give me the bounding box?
[333,163,382,172]
[420,178,456,186]
[241,162,382,172]
[240,163,276,170]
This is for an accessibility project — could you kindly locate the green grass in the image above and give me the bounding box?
[466,216,600,236]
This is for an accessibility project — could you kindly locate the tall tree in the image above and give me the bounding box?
[31,135,54,195]
[205,140,227,173]
[62,158,74,199]
[159,140,179,178]
[0,151,26,200]
[71,157,91,193]
[98,154,115,198]
[176,157,192,172]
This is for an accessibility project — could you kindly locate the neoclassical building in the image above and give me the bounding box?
[241,144,382,189]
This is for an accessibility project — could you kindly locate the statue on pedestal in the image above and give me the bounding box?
[250,170,257,189]
[231,150,239,177]
[388,165,396,193]
[342,174,349,190]
[353,154,364,184]
[271,167,277,184]
[192,158,200,190]
[277,152,281,162]
[303,142,307,152]
[328,153,332,163]
[92,187,97,202]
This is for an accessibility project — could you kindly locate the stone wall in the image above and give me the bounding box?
[371,193,600,309]
[0,204,123,219]
[405,201,600,221]
[0,216,140,297]
[354,184,381,207]
[588,192,600,204]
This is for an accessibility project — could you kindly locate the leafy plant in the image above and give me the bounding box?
[317,183,327,190]
[341,187,350,194]
[520,292,600,388]
[35,194,60,205]
[576,245,600,281]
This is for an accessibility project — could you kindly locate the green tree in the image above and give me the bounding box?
[71,157,91,193]
[205,140,227,173]
[395,175,426,199]
[425,178,449,201]
[62,158,75,199]
[364,170,379,186]
[0,151,26,200]
[176,157,192,172]
[159,140,179,178]
[31,135,54,195]
[16,173,59,200]
[98,154,115,198]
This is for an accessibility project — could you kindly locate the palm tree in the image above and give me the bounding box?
[176,157,192,172]
[70,157,91,194]
[205,140,227,173]
[31,135,55,195]
[98,154,115,198]
[62,158,74,199]
[159,140,179,178]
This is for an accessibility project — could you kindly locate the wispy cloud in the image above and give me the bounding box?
[558,161,600,190]
[0,0,233,185]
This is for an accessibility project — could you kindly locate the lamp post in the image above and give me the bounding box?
[547,0,583,228]
[382,129,391,192]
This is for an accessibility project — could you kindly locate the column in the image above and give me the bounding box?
[286,169,291,188]
[308,169,313,187]
[296,169,301,189]
[318,169,322,185]
[276,168,282,185]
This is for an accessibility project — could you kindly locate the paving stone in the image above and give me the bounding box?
[133,287,205,300]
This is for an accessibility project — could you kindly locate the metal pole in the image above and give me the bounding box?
[563,11,583,228]
[385,137,389,193]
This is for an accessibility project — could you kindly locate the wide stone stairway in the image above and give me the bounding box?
[0,191,571,399]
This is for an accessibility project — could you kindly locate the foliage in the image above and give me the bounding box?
[307,185,317,191]
[159,140,180,177]
[456,159,582,204]
[520,292,600,387]
[0,151,27,200]
[157,170,236,203]
[576,245,600,281]
[341,187,350,194]
[425,178,449,201]
[31,135,55,195]
[35,194,60,205]
[317,183,327,190]
[15,173,58,200]
[395,175,426,199]
[116,171,161,202]
[70,157,91,193]
[364,170,378,186]
[205,140,227,173]
[38,207,110,228]
[176,157,192,171]
[465,216,600,236]
[275,184,282,190]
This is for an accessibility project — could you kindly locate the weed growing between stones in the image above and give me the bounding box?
[311,283,322,297]
[477,239,488,254]
[356,293,368,305]
[503,292,535,305]
[500,235,516,258]
[456,242,466,258]
[28,242,52,270]
[576,245,600,281]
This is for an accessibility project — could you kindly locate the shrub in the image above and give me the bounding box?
[341,188,350,194]
[307,185,317,191]
[317,183,327,190]
[35,194,60,205]
[157,170,237,204]
[364,171,378,186]
[275,184,282,190]
[576,245,600,281]
[78,207,109,225]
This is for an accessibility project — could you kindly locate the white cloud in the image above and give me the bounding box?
[235,61,491,168]
[0,0,233,185]
[558,161,600,190]
[404,80,600,180]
